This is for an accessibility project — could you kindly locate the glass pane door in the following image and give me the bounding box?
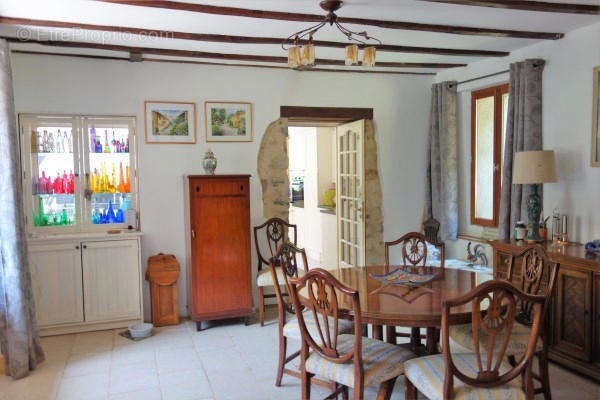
[83,117,136,229]
[20,115,81,232]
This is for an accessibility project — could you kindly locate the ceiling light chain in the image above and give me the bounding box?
[283,0,381,69]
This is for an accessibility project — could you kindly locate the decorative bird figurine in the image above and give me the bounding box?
[466,242,488,268]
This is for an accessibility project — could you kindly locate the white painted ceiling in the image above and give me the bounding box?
[1,0,599,74]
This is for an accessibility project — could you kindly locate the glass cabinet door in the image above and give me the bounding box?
[19,115,81,233]
[82,116,137,230]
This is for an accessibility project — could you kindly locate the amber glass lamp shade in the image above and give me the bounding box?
[301,44,315,66]
[362,46,376,67]
[345,44,358,66]
[288,47,301,68]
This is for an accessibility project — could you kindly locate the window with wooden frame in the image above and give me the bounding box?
[470,83,509,227]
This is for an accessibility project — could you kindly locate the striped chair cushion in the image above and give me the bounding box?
[283,312,354,342]
[449,322,543,355]
[404,353,526,400]
[305,334,415,388]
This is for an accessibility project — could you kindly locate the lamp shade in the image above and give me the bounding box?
[512,150,557,184]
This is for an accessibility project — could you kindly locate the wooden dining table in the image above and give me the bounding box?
[303,265,493,354]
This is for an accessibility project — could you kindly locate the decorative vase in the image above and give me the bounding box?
[202,149,217,175]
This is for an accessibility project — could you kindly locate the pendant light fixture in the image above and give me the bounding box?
[283,1,381,69]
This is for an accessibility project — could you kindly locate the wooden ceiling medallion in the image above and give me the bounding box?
[97,0,564,39]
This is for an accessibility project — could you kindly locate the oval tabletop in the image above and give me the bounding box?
[306,266,493,328]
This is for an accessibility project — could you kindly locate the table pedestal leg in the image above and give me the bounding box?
[410,327,421,351]
[426,327,440,354]
[372,325,383,340]
[386,326,396,344]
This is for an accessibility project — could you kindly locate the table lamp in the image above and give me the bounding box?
[512,150,557,242]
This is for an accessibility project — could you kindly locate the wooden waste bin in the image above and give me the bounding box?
[146,253,180,327]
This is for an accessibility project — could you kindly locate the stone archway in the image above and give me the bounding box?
[257,117,384,265]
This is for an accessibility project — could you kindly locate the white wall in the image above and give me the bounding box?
[436,22,600,256]
[11,53,432,318]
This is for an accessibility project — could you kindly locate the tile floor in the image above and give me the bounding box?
[1,308,599,400]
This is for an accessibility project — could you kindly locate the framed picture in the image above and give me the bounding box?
[144,101,196,144]
[592,66,600,166]
[205,101,252,142]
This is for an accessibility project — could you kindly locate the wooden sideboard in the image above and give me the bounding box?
[490,239,600,382]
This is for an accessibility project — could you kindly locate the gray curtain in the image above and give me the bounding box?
[498,59,545,240]
[425,81,458,241]
[0,38,45,379]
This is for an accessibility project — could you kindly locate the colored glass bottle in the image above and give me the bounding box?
[109,163,117,193]
[68,170,75,193]
[125,166,131,192]
[107,201,116,223]
[59,208,69,225]
[53,174,63,194]
[118,162,125,193]
[92,208,101,224]
[90,126,96,153]
[103,130,110,153]
[116,208,124,223]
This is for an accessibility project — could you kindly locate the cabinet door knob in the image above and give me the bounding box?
[75,245,80,250]
[82,245,87,249]
[191,230,196,239]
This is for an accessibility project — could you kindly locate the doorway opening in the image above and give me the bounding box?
[257,106,384,269]
[288,125,338,269]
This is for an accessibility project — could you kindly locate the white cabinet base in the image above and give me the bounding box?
[28,233,144,337]
[39,318,142,337]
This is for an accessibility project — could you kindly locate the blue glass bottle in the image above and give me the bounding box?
[107,200,117,223]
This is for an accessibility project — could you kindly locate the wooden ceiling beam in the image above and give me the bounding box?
[417,0,600,15]
[0,16,509,57]
[4,37,467,68]
[96,0,564,40]
[11,50,436,75]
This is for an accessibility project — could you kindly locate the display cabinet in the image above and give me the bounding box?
[19,114,143,336]
[19,114,138,234]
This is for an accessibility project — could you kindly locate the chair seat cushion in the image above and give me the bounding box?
[404,353,526,400]
[305,334,415,388]
[283,312,354,342]
[449,322,543,355]
[256,267,285,287]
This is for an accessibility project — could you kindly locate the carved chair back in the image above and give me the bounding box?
[440,279,545,398]
[384,231,445,276]
[423,217,441,243]
[505,245,558,326]
[254,217,297,272]
[269,242,308,325]
[288,269,364,385]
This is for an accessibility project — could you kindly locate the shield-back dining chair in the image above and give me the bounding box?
[384,231,445,347]
[404,278,548,400]
[269,243,354,390]
[448,245,558,400]
[254,217,297,326]
[289,268,416,400]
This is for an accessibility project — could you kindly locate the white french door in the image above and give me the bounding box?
[336,119,365,267]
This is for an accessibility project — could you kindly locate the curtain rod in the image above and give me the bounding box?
[456,69,509,86]
[449,69,509,87]
[449,60,545,87]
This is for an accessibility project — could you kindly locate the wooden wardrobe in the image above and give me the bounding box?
[186,175,252,331]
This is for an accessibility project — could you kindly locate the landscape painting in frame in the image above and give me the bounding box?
[145,101,196,144]
[205,101,252,142]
